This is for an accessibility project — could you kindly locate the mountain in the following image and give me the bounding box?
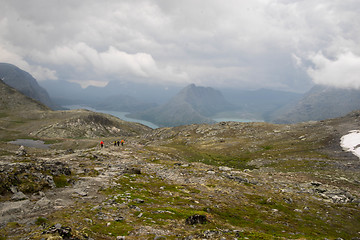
[0,78,151,140]
[0,79,50,112]
[128,84,237,127]
[272,85,360,123]
[220,87,302,120]
[92,94,157,112]
[40,79,182,107]
[0,63,59,110]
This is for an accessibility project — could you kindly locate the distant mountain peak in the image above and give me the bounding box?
[128,84,235,127]
[272,84,360,123]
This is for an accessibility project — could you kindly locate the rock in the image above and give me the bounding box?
[283,197,293,204]
[311,181,322,186]
[133,198,145,203]
[75,190,88,197]
[16,145,27,156]
[115,217,124,222]
[185,214,207,225]
[202,230,220,238]
[34,197,52,210]
[66,149,74,154]
[154,236,166,240]
[123,167,141,174]
[11,191,28,201]
[10,186,18,194]
[219,166,232,171]
[43,224,72,239]
[84,218,93,224]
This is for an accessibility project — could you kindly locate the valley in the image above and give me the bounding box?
[1,65,360,239]
[1,104,360,239]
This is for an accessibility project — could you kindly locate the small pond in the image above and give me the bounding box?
[9,139,51,149]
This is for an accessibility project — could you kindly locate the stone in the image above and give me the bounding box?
[11,191,28,201]
[185,214,207,225]
[43,224,72,239]
[219,166,232,171]
[311,181,322,187]
[123,167,141,174]
[66,149,74,154]
[76,190,88,197]
[10,186,18,194]
[34,197,52,210]
[133,198,145,203]
[115,217,124,222]
[16,145,27,156]
[154,236,166,240]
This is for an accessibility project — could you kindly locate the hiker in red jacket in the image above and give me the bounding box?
[100,141,104,148]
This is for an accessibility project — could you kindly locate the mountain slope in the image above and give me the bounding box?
[0,79,50,112]
[93,94,157,112]
[271,85,360,123]
[129,84,235,127]
[173,84,236,116]
[0,63,59,109]
[0,79,151,140]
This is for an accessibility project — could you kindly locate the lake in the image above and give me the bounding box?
[64,105,159,129]
[212,118,264,123]
[9,139,51,149]
[64,105,263,129]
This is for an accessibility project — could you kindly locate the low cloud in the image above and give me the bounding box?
[0,46,57,81]
[34,43,189,85]
[1,0,360,91]
[307,51,360,89]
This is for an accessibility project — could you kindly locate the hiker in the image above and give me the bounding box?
[100,141,104,148]
[121,139,124,146]
[117,141,120,146]
[114,141,117,146]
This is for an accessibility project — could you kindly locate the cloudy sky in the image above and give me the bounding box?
[1,0,359,92]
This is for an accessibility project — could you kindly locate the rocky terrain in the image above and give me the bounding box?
[1,103,360,239]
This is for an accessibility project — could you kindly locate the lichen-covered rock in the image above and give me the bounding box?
[185,214,207,225]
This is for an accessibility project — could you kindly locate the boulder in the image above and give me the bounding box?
[16,145,27,156]
[185,214,207,225]
[11,191,28,201]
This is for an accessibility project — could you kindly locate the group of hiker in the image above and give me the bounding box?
[100,139,124,148]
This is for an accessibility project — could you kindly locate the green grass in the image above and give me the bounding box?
[158,141,256,170]
[53,175,71,188]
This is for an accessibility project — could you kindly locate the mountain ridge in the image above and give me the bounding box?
[0,63,60,110]
[272,85,360,123]
[128,84,236,127]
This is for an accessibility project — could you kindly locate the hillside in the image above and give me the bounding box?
[129,84,236,127]
[271,85,360,123]
[93,94,157,112]
[0,79,151,142]
[0,79,50,113]
[220,88,302,121]
[0,63,60,110]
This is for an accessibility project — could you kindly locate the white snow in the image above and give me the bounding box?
[340,130,360,159]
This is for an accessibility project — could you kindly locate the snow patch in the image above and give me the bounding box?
[340,130,360,159]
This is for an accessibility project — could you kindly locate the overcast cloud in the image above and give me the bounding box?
[0,0,359,91]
